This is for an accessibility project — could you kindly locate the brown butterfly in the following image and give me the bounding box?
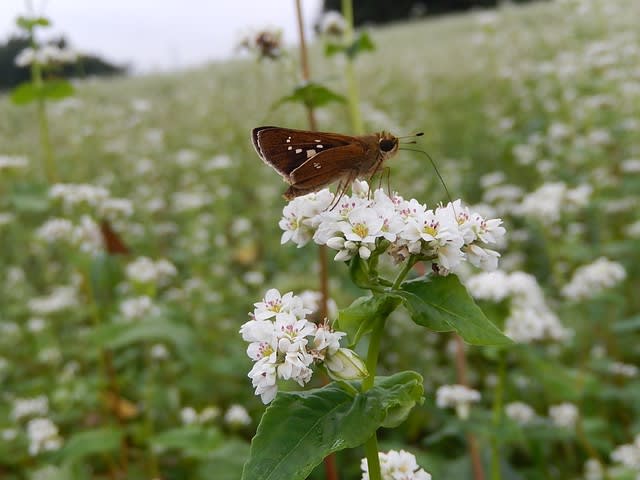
[252,126,422,200]
[99,219,130,255]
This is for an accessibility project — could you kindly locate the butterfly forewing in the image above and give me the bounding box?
[252,126,355,180]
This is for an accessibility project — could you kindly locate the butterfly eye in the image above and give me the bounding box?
[379,138,397,153]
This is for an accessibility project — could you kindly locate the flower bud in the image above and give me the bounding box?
[324,348,368,380]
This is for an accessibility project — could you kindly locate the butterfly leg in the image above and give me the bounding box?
[328,170,359,211]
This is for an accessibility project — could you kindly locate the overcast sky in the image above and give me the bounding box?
[0,0,323,72]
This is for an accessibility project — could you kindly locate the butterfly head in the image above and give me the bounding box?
[377,132,399,158]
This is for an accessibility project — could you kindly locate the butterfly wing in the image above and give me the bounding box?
[100,220,130,255]
[288,143,366,189]
[251,126,355,181]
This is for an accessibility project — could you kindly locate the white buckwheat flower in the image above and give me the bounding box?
[610,434,640,470]
[240,289,364,403]
[562,257,626,300]
[224,404,252,427]
[11,396,49,421]
[436,384,481,419]
[361,449,432,480]
[27,418,62,456]
[548,402,579,429]
[505,401,536,425]
[126,257,177,285]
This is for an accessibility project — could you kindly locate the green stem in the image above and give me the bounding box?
[341,0,364,135]
[362,316,386,480]
[392,256,417,290]
[490,350,506,480]
[30,54,57,183]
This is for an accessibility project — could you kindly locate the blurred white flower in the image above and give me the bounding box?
[50,183,110,211]
[610,434,640,470]
[224,404,251,427]
[126,257,177,285]
[119,296,159,321]
[319,11,347,36]
[562,257,626,300]
[27,418,62,455]
[436,384,481,419]
[29,286,78,315]
[505,401,536,425]
[11,396,49,421]
[0,154,29,170]
[583,459,604,480]
[548,402,579,429]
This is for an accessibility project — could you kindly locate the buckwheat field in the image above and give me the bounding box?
[1,0,639,479]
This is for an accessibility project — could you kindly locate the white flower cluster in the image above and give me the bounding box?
[239,289,366,404]
[180,406,220,425]
[466,270,571,343]
[319,11,347,36]
[548,402,579,429]
[280,181,506,272]
[0,154,29,170]
[609,361,638,378]
[35,216,104,255]
[224,404,252,427]
[26,418,62,456]
[515,182,592,223]
[125,256,177,286]
[119,296,159,321]
[15,45,78,67]
[583,459,604,480]
[361,449,432,480]
[436,384,481,419]
[28,286,78,316]
[505,401,536,425]
[611,434,640,470]
[11,396,49,421]
[561,257,626,300]
[49,183,133,220]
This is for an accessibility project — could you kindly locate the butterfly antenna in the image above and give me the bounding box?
[399,147,454,205]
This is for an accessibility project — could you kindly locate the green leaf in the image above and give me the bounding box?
[324,42,345,57]
[196,439,251,480]
[346,31,376,59]
[272,82,346,110]
[400,275,512,346]
[324,32,375,59]
[10,82,38,105]
[89,253,123,309]
[16,15,51,29]
[42,79,75,101]
[241,371,424,480]
[151,426,223,459]
[612,314,640,333]
[58,428,122,464]
[9,182,50,212]
[11,80,74,105]
[338,294,401,346]
[90,319,195,355]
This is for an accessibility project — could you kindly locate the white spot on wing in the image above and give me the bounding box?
[288,146,292,150]
[295,148,303,154]
[317,145,323,149]
[306,149,316,158]
[313,162,321,169]
[314,139,321,142]
[286,137,291,143]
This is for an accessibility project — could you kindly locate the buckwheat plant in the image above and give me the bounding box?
[240,180,511,480]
